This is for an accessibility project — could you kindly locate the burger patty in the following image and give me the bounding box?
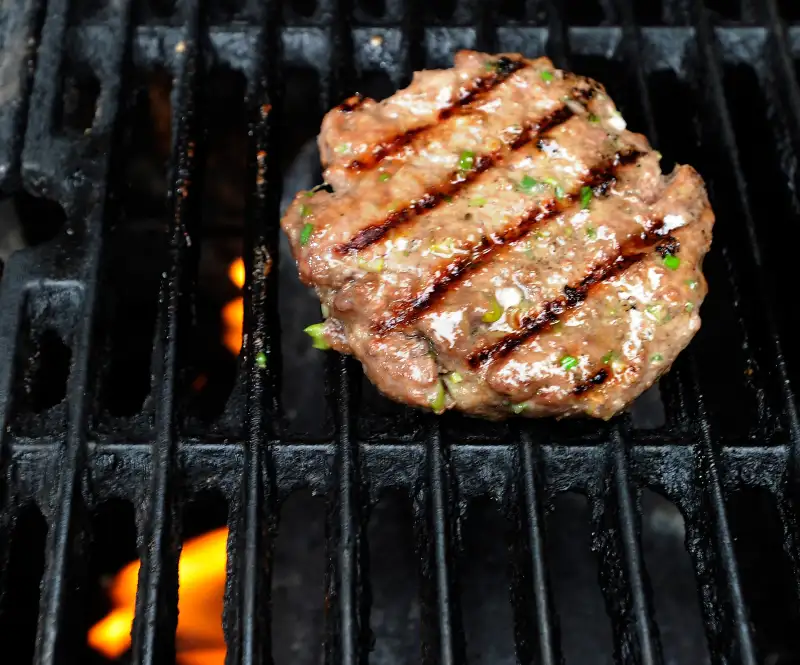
[280,50,714,420]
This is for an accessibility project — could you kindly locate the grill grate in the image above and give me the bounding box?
[1,0,800,663]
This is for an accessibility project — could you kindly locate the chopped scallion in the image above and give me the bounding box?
[334,143,350,154]
[448,371,463,384]
[650,353,664,363]
[358,256,385,273]
[686,278,699,290]
[482,297,504,323]
[685,302,694,312]
[518,174,540,194]
[586,226,597,240]
[580,185,593,209]
[255,351,267,369]
[304,190,315,198]
[300,203,312,218]
[304,323,330,350]
[458,150,476,171]
[560,355,578,371]
[469,196,487,207]
[300,222,313,245]
[588,112,600,124]
[511,402,528,414]
[601,351,616,365]
[542,177,565,199]
[429,381,446,414]
[540,70,554,83]
[663,254,681,270]
[379,172,392,182]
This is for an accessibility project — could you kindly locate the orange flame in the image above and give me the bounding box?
[88,528,229,665]
[222,257,245,355]
[228,257,246,289]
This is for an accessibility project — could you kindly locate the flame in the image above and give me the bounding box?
[222,258,245,355]
[89,527,229,664]
[222,297,244,355]
[228,257,245,289]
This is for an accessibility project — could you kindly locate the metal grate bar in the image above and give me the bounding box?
[25,0,131,660]
[690,361,758,665]
[426,422,460,665]
[129,1,202,662]
[328,356,362,665]
[516,432,559,665]
[612,431,661,665]
[688,0,800,439]
[231,1,282,663]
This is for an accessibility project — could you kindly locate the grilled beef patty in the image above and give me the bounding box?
[281,51,714,420]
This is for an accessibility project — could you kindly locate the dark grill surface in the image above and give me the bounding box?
[2,0,800,663]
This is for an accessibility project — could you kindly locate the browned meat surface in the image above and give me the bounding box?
[281,50,714,420]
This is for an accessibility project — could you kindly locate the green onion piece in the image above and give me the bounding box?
[560,355,579,371]
[255,351,267,369]
[443,195,453,203]
[484,59,498,72]
[542,177,565,199]
[580,186,593,209]
[299,203,312,218]
[458,150,476,171]
[663,254,681,270]
[358,256,385,273]
[541,70,554,83]
[429,381,446,414]
[685,278,699,290]
[304,323,330,350]
[511,402,528,414]
[685,302,694,312]
[304,190,315,198]
[601,351,615,365]
[469,196,487,207]
[321,302,330,318]
[518,174,539,194]
[446,371,464,385]
[379,172,391,182]
[482,297,504,323]
[586,226,597,240]
[300,222,313,246]
[650,353,664,363]
[334,143,350,154]
[588,112,600,124]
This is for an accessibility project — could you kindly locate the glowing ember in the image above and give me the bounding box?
[88,528,229,664]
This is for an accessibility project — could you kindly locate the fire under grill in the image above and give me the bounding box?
[2,0,800,664]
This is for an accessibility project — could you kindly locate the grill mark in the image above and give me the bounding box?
[573,368,610,395]
[371,148,644,334]
[337,94,365,113]
[336,104,577,254]
[467,224,673,368]
[344,57,528,172]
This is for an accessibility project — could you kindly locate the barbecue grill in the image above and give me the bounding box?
[0,0,799,663]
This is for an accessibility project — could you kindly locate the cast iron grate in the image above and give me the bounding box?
[1,0,800,663]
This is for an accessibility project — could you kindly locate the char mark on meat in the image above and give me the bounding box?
[345,57,528,172]
[337,103,577,254]
[574,368,610,395]
[468,225,675,368]
[372,149,645,334]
